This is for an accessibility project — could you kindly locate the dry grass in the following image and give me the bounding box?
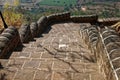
[0,7,23,29]
[111,22,120,33]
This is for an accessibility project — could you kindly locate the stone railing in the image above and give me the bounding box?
[80,24,120,80]
[79,24,99,61]
[98,27,120,80]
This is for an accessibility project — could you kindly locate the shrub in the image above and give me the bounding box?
[0,1,23,29]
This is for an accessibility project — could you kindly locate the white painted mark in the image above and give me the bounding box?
[59,44,68,48]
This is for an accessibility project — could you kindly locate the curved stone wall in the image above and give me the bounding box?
[80,24,120,80]
[71,14,98,23]
[86,25,99,60]
[47,12,70,25]
[80,24,99,61]
[30,22,38,38]
[37,16,48,34]
[0,27,21,58]
[100,28,120,80]
[19,23,33,43]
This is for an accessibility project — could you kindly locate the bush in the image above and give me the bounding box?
[0,1,23,29]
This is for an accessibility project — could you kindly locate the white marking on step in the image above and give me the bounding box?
[59,44,68,48]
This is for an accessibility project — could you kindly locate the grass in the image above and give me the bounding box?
[39,0,77,7]
[0,9,23,29]
[0,1,23,29]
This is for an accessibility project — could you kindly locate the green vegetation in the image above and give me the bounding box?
[1,0,120,29]
[39,0,77,7]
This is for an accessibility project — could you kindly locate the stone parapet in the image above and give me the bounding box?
[37,16,48,34]
[98,28,120,80]
[80,25,120,80]
[30,22,38,37]
[19,23,33,43]
[71,14,98,23]
[47,12,70,25]
[0,27,21,58]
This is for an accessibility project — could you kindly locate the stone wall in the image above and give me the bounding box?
[37,16,48,34]
[71,14,98,23]
[47,12,71,25]
[0,12,120,80]
[80,24,120,80]
[19,23,33,43]
[98,27,120,80]
[30,22,38,38]
[98,18,120,26]
[96,28,117,80]
[0,27,21,59]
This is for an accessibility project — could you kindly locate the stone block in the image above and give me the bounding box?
[0,26,21,58]
[37,16,48,34]
[30,22,38,37]
[19,23,33,43]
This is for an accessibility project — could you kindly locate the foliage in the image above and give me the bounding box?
[0,1,23,29]
[39,0,77,7]
[14,0,20,7]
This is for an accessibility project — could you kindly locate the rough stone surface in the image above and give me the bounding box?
[0,23,105,80]
[97,28,120,80]
[47,12,70,25]
[30,22,38,38]
[19,23,33,43]
[0,27,21,59]
[37,16,48,34]
[71,15,98,23]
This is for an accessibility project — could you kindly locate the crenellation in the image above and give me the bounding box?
[30,22,38,38]
[0,27,21,59]
[19,23,33,43]
[37,16,48,34]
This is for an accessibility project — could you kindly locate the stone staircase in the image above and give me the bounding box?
[0,23,105,80]
[0,12,120,80]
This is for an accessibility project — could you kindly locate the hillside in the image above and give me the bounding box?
[38,0,120,6]
[38,0,77,7]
